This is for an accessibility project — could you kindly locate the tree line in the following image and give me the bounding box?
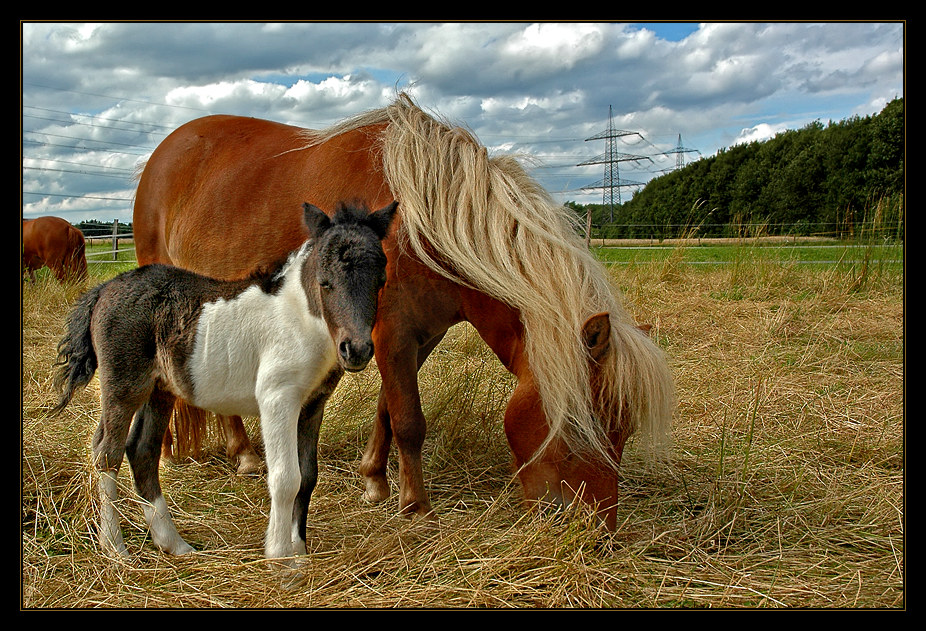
[73,219,133,238]
[568,97,904,241]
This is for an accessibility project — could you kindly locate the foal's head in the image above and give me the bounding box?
[303,200,397,372]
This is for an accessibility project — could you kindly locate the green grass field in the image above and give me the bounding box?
[79,237,905,274]
[592,240,903,267]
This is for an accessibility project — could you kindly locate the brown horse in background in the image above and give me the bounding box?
[23,216,87,282]
[133,94,675,529]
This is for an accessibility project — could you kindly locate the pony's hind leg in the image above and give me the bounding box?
[218,414,263,475]
[126,386,195,555]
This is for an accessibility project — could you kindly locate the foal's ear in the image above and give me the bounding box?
[367,201,399,239]
[582,312,612,362]
[303,203,331,237]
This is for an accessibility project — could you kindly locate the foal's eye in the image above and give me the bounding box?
[318,279,332,291]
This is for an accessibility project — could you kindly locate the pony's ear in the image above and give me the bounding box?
[366,201,398,239]
[303,203,331,238]
[582,312,611,362]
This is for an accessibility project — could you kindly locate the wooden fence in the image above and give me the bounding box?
[82,219,134,264]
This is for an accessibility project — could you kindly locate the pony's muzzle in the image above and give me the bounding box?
[338,338,374,372]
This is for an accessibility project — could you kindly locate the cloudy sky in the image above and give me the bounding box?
[22,21,904,224]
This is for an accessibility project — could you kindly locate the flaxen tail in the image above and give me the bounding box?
[51,283,104,415]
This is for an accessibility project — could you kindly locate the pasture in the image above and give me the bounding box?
[22,240,904,608]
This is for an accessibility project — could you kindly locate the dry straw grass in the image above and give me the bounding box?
[22,250,903,609]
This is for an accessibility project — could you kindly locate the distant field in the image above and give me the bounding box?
[592,239,904,267]
[80,237,904,271]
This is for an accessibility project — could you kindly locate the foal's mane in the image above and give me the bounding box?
[245,201,379,293]
[302,94,674,466]
[245,250,300,294]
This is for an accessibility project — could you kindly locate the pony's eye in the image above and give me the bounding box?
[318,279,332,291]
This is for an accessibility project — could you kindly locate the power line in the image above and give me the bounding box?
[24,85,698,217]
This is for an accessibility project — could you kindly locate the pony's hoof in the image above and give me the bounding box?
[403,505,438,525]
[361,476,390,504]
[236,452,264,476]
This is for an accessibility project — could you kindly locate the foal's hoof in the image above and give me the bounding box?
[101,542,131,559]
[267,555,309,584]
[165,541,196,555]
[273,558,312,589]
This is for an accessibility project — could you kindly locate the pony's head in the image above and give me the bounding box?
[503,312,673,529]
[303,200,398,372]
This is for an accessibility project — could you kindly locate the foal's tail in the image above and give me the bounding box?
[51,283,104,415]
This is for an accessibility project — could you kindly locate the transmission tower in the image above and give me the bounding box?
[663,133,700,170]
[578,105,651,221]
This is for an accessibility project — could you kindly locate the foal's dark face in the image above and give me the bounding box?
[304,202,396,372]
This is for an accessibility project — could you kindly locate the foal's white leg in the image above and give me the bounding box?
[259,393,303,561]
[291,523,307,557]
[143,495,195,555]
[97,470,128,556]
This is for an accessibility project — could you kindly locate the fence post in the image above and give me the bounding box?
[111,220,119,261]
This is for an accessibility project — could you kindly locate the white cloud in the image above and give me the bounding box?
[734,122,785,145]
[503,22,605,67]
[166,80,286,108]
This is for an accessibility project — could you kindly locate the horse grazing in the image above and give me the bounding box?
[133,94,675,530]
[22,216,87,282]
[52,201,397,561]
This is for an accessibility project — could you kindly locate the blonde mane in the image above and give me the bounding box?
[304,94,674,467]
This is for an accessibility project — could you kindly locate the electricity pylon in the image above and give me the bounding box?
[664,133,700,170]
[578,105,651,221]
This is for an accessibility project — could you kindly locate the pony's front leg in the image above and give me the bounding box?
[258,391,303,561]
[362,330,445,514]
[358,390,392,504]
[375,344,432,518]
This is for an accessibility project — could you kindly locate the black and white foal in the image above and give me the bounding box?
[52,201,397,562]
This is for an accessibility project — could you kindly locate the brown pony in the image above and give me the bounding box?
[22,216,87,282]
[133,94,675,529]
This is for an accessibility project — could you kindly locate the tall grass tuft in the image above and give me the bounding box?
[845,194,904,293]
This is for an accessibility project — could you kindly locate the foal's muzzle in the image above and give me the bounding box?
[338,338,375,372]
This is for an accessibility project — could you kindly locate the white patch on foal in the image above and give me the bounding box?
[188,245,336,417]
[181,244,338,560]
[97,470,128,556]
[144,495,195,555]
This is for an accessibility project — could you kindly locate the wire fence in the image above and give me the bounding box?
[81,221,135,264]
[74,219,903,270]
